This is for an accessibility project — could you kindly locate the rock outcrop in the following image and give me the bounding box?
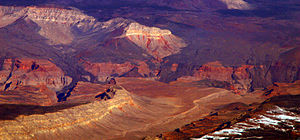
[178,61,255,94]
[160,94,300,140]
[160,102,255,140]
[0,6,97,45]
[260,80,300,98]
[198,95,300,140]
[0,58,72,92]
[219,0,252,10]
[81,60,152,82]
[66,81,109,103]
[124,22,187,60]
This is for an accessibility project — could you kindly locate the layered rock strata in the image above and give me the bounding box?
[0,58,72,92]
[0,6,97,45]
[178,61,258,94]
[81,60,152,82]
[0,86,135,140]
[124,22,187,60]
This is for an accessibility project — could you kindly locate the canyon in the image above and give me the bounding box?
[0,78,265,139]
[0,0,299,139]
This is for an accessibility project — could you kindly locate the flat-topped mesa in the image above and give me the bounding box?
[125,23,172,39]
[219,0,252,10]
[124,22,187,59]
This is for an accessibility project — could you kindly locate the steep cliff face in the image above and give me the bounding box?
[81,60,152,82]
[177,62,254,94]
[0,58,72,92]
[26,6,97,45]
[124,22,187,60]
[270,47,300,83]
[0,6,97,45]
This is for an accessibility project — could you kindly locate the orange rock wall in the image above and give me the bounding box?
[82,60,152,82]
[0,58,72,92]
[178,62,255,94]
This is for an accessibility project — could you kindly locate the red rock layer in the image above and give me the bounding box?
[0,58,72,92]
[178,61,255,94]
[81,60,152,82]
[125,22,187,60]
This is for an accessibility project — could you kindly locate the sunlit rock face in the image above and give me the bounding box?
[124,22,187,60]
[219,0,252,10]
[0,58,72,92]
[0,6,97,45]
[0,5,187,60]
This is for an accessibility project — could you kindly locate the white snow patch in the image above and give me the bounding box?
[194,106,299,139]
[192,135,229,140]
[272,114,300,121]
[249,115,280,126]
[213,128,243,135]
[267,106,289,114]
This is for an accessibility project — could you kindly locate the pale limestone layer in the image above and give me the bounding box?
[26,7,96,45]
[219,0,252,10]
[0,6,97,45]
[125,22,187,59]
[126,23,172,39]
[0,6,26,28]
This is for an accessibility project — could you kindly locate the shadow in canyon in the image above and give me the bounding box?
[0,102,88,120]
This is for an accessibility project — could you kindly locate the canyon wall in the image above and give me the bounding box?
[0,58,72,92]
[81,60,152,82]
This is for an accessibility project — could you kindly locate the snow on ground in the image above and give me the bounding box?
[193,106,300,140]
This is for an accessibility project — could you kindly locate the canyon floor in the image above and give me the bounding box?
[0,77,270,140]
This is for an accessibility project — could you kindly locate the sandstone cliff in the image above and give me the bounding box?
[0,58,72,92]
[81,59,152,82]
[124,22,187,60]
